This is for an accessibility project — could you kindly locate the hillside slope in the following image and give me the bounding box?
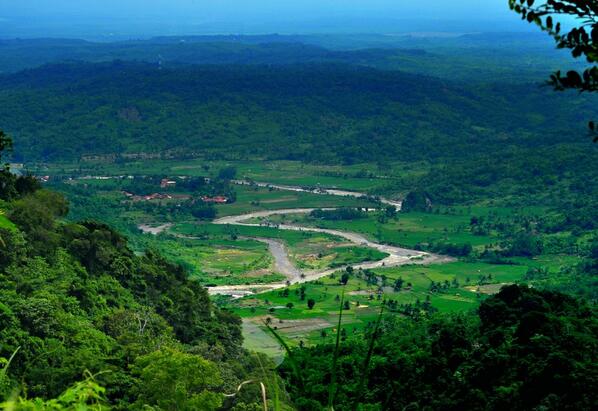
[0,61,593,163]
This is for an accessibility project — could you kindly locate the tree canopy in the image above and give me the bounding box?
[509,0,597,139]
[0,129,285,410]
[281,285,598,410]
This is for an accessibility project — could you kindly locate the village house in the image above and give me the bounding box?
[160,178,177,188]
[201,195,228,204]
[123,191,191,202]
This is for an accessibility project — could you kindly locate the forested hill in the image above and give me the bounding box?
[0,33,575,80]
[0,61,593,163]
[0,177,283,409]
[0,38,426,74]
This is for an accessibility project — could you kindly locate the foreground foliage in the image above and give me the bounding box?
[280,285,598,410]
[0,153,284,410]
[509,0,597,139]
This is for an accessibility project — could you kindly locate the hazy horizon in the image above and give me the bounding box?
[0,0,534,40]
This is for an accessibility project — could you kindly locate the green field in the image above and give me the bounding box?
[170,222,387,273]
[229,255,579,348]
[215,184,378,216]
[232,161,404,192]
[291,241,388,271]
[31,159,407,192]
[33,158,592,355]
[0,213,15,230]
[256,204,555,251]
[252,209,495,249]
[153,236,286,286]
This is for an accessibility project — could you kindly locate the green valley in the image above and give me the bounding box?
[0,13,597,411]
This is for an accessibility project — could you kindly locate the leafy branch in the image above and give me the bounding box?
[509,0,597,137]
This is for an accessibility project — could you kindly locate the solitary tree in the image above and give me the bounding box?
[307,299,316,309]
[394,277,404,291]
[508,0,597,140]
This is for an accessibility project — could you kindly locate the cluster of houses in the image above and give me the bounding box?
[27,170,230,204]
[122,191,191,202]
[160,178,177,188]
[122,178,229,204]
[122,191,229,204]
[200,195,228,204]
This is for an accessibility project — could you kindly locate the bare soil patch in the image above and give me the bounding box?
[270,318,332,334]
[464,283,512,295]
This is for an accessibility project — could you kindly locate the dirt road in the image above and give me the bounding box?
[232,180,402,208]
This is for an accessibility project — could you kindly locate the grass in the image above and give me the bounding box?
[172,222,388,274]
[34,159,587,355]
[293,245,387,271]
[172,222,345,246]
[288,235,388,271]
[215,184,378,217]
[0,212,16,231]
[152,236,284,286]
[33,159,402,192]
[242,319,286,365]
[226,257,572,346]
[257,205,551,251]
[357,302,384,404]
[328,285,345,410]
[233,161,394,192]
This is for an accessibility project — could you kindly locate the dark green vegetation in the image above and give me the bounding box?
[509,0,597,140]
[0,25,597,410]
[42,175,380,287]
[0,33,583,82]
[281,285,598,410]
[0,60,594,164]
[509,0,597,94]
[0,166,289,409]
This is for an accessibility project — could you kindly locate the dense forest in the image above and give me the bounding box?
[0,159,287,409]
[1,178,596,409]
[0,23,597,410]
[281,284,598,410]
[0,61,593,164]
[0,33,579,80]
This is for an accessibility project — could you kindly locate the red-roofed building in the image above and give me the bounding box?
[202,196,228,204]
[160,178,176,188]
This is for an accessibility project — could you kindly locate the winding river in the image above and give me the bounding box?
[206,183,451,297]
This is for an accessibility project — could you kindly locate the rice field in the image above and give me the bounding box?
[229,255,575,347]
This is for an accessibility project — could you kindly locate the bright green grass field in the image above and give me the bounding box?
[33,159,398,192]
[154,236,285,286]
[215,185,378,216]
[256,210,496,249]
[230,256,573,347]
[0,213,16,230]
[171,222,388,272]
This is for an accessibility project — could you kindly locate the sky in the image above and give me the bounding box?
[0,0,533,39]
